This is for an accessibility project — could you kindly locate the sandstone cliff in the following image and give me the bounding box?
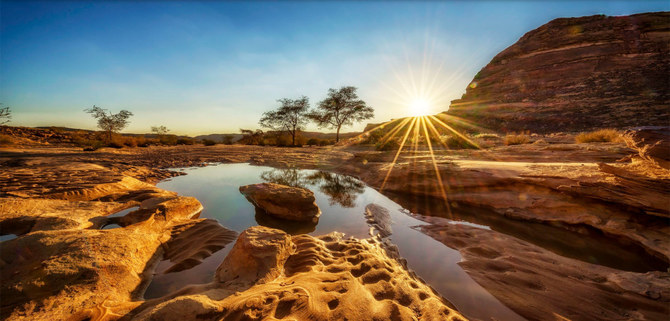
[447,12,670,133]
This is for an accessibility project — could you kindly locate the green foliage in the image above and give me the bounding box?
[84,105,133,142]
[308,86,373,142]
[260,96,310,146]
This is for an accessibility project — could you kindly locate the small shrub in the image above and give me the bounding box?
[376,139,400,151]
[202,139,217,146]
[177,137,195,145]
[504,133,531,145]
[320,139,335,146]
[306,138,319,146]
[222,135,234,145]
[575,129,622,143]
[474,133,501,140]
[443,135,478,149]
[160,135,178,145]
[0,134,13,146]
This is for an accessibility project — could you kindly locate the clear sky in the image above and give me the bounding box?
[2,1,667,135]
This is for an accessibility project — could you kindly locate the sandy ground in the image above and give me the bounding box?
[1,141,668,320]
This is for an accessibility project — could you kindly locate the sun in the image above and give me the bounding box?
[409,99,431,116]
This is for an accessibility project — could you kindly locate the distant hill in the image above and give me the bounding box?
[195,131,361,143]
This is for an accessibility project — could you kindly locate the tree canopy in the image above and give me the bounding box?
[84,105,133,142]
[0,104,11,125]
[309,86,374,142]
[259,96,310,146]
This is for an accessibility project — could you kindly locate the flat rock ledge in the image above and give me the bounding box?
[239,182,321,222]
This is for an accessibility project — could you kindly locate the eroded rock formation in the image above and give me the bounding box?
[128,226,467,321]
[622,126,670,169]
[239,183,321,222]
[447,12,670,133]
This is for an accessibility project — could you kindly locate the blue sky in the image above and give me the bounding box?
[2,1,667,135]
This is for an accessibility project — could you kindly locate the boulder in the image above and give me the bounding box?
[215,226,295,284]
[622,126,670,169]
[239,183,321,222]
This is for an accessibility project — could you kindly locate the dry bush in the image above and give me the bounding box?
[0,134,13,146]
[575,129,622,143]
[202,139,217,146]
[504,133,531,145]
[443,135,478,149]
[375,138,400,151]
[474,133,501,140]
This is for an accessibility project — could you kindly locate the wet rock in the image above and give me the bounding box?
[623,126,670,169]
[132,226,467,321]
[239,183,321,222]
[364,203,392,238]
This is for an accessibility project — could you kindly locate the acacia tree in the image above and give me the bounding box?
[151,125,169,137]
[259,96,310,146]
[0,104,10,125]
[84,105,133,143]
[309,86,374,142]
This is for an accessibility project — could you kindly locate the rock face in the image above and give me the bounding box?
[132,226,467,321]
[239,183,321,222]
[622,126,670,169]
[447,12,670,133]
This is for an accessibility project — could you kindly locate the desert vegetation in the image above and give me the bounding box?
[575,129,623,143]
[503,132,531,145]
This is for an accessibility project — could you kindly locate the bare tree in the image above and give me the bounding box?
[84,105,133,142]
[151,125,169,137]
[309,86,374,142]
[259,96,310,146]
[0,104,10,125]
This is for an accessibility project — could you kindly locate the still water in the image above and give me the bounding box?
[143,163,666,320]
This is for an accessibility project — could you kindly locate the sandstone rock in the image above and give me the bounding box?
[131,226,467,321]
[239,183,321,222]
[622,126,670,169]
[418,223,670,321]
[364,203,393,238]
[447,12,670,133]
[215,226,295,285]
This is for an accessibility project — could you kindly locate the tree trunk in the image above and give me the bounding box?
[292,132,296,146]
[336,126,341,142]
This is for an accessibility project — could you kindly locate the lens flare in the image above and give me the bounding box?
[409,99,431,116]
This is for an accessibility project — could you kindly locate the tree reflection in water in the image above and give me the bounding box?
[260,168,365,208]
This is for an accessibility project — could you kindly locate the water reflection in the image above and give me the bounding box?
[260,169,365,208]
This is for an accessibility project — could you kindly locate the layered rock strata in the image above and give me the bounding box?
[447,12,670,133]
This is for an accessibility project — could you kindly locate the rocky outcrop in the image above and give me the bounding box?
[215,226,295,285]
[129,226,467,321]
[418,223,670,321]
[239,183,321,222]
[622,126,670,169]
[447,12,670,133]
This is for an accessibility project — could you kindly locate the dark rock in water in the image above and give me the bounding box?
[447,12,670,133]
[364,203,392,238]
[623,126,670,169]
[239,183,321,222]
